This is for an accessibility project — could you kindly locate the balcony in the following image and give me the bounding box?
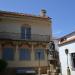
[0,32,50,42]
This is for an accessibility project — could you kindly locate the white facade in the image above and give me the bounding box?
[58,32,75,75]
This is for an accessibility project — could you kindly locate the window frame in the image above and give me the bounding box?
[35,48,45,60]
[21,25,31,40]
[70,53,75,70]
[19,48,31,60]
[2,47,14,61]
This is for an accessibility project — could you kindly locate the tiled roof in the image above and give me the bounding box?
[0,10,51,20]
[59,37,75,46]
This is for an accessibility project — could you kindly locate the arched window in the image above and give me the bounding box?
[2,47,14,60]
[19,48,31,60]
[35,48,45,60]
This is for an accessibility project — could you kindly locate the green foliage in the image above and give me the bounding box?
[0,59,8,72]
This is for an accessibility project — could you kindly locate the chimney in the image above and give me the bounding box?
[40,9,46,17]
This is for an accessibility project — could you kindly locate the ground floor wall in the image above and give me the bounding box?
[0,40,60,75]
[0,67,60,75]
[0,40,48,67]
[0,67,47,75]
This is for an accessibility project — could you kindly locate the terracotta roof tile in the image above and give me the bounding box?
[0,10,51,19]
[59,37,75,45]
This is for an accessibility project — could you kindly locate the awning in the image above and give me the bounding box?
[16,67,36,74]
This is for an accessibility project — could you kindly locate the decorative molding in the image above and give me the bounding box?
[22,24,31,27]
[34,42,46,48]
[1,40,15,47]
[19,42,31,48]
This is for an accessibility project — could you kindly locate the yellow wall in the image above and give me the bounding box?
[0,16,51,36]
[0,43,48,68]
[0,15,51,68]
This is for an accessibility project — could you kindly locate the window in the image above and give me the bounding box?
[2,47,14,60]
[21,26,31,39]
[71,53,75,69]
[19,48,31,60]
[35,48,45,60]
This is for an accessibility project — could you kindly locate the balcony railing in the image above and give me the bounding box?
[0,32,50,42]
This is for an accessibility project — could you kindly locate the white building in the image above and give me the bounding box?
[58,31,75,75]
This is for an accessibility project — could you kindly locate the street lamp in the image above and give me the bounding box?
[46,49,50,75]
[65,49,71,75]
[65,49,69,68]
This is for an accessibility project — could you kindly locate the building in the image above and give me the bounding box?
[0,10,59,75]
[58,31,75,75]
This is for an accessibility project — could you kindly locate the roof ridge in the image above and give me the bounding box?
[0,10,51,19]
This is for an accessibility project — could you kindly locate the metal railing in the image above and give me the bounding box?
[0,32,50,42]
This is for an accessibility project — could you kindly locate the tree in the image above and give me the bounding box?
[0,59,8,72]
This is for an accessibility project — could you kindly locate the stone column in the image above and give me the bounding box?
[53,69,58,75]
[47,69,51,75]
[31,43,34,62]
[50,64,54,75]
[38,67,41,75]
[15,44,19,61]
[31,43,35,68]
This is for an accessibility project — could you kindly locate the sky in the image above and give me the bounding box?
[0,0,75,38]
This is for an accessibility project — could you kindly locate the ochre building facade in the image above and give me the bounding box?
[0,10,60,75]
